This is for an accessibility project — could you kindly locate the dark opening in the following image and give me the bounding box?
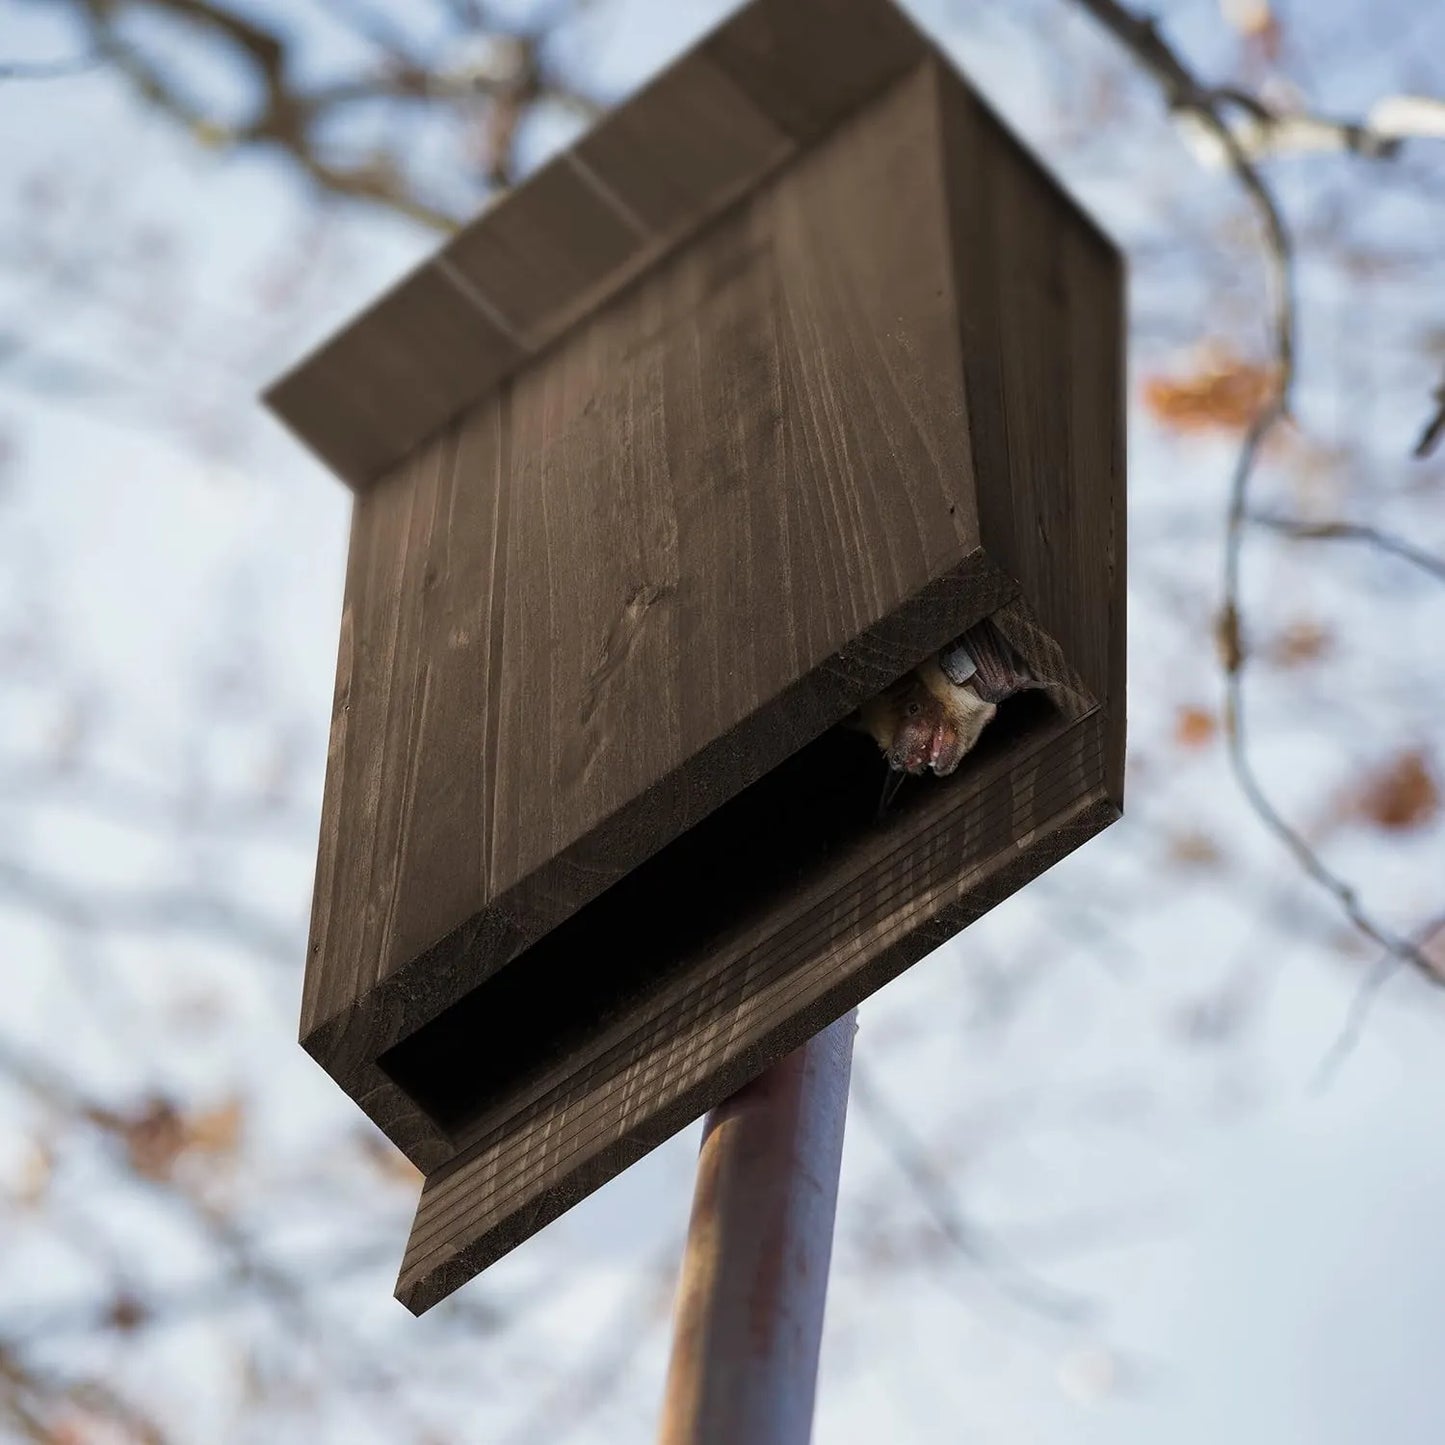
[379,685,1058,1136]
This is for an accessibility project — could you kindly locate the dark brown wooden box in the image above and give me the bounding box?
[265,0,1125,1314]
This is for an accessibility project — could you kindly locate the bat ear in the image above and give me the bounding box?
[953,619,1035,704]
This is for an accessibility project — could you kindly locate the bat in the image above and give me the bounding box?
[849,619,1036,814]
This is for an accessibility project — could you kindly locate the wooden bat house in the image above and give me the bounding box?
[265,0,1126,1314]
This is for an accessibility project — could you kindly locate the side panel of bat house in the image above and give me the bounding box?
[936,63,1127,798]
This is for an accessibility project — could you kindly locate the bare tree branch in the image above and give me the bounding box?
[849,1060,1090,1322]
[1314,913,1445,1088]
[1,1344,169,1444]
[1069,0,1444,992]
[1175,89,1445,164]
[1248,510,1445,584]
[0,51,101,81]
[0,856,299,966]
[498,1240,680,1445]
[1415,371,1445,458]
[58,0,606,229]
[0,1239,400,1345]
[1067,0,1444,165]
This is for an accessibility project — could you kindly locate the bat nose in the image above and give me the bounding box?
[892,741,928,774]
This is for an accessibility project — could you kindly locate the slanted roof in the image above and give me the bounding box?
[264,0,930,489]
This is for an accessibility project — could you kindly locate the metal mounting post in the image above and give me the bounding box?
[658,1011,857,1445]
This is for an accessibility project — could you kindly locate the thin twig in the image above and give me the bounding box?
[1071,0,1443,993]
[57,0,605,228]
[1415,371,1445,458]
[1248,510,1445,584]
[0,856,298,966]
[849,1060,1091,1322]
[0,52,100,81]
[0,1240,399,1344]
[1069,0,1444,165]
[500,1240,680,1445]
[0,1345,169,1444]
[1313,914,1445,1089]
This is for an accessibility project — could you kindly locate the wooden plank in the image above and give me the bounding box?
[704,0,927,142]
[263,0,930,491]
[765,64,980,669]
[493,64,978,895]
[396,709,1114,1313]
[439,152,645,349]
[936,61,1126,793]
[385,399,512,977]
[300,436,438,1041]
[265,262,522,488]
[1059,196,1128,800]
[300,399,506,1040]
[573,49,793,237]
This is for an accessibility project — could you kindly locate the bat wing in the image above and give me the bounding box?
[938,639,977,687]
[945,619,1035,704]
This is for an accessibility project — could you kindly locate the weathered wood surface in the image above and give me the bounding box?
[266,0,929,489]
[264,0,1127,1279]
[396,707,1112,1312]
[937,65,1127,798]
[298,64,1051,1169]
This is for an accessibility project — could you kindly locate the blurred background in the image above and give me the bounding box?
[2,0,1444,1440]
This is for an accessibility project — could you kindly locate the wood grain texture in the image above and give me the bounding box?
[571,49,792,237]
[439,151,645,349]
[935,60,1127,798]
[397,709,1114,1312]
[300,66,998,1104]
[264,0,929,489]
[264,262,521,487]
[702,0,926,144]
[276,3,1127,1249]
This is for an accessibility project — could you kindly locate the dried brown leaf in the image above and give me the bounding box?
[1221,0,1283,62]
[1143,351,1279,434]
[117,1095,245,1180]
[1174,705,1218,749]
[106,1292,148,1333]
[358,1129,422,1186]
[120,1097,187,1181]
[1423,927,1445,977]
[185,1097,246,1157]
[12,1139,54,1208]
[1349,749,1441,833]
[1167,830,1226,867]
[1221,0,1274,35]
[1268,619,1332,668]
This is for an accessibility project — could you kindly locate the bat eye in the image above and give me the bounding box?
[906,701,922,717]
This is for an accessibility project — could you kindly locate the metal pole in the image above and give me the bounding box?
[657,1010,857,1445]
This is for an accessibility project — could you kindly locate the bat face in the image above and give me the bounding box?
[916,655,996,776]
[891,685,944,774]
[855,675,939,774]
[850,620,1034,787]
[854,665,996,778]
